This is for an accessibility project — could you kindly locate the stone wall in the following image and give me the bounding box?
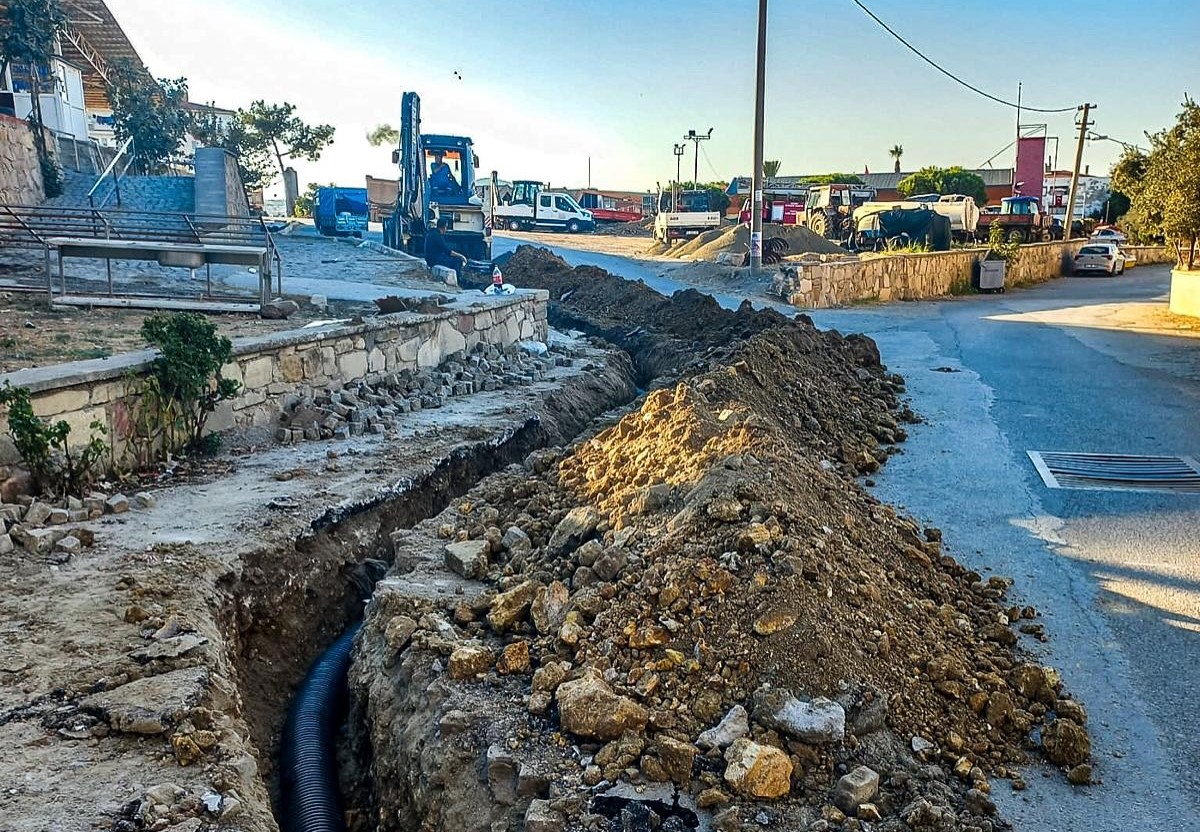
[782,242,1177,307]
[0,292,548,462]
[194,147,249,218]
[0,115,44,204]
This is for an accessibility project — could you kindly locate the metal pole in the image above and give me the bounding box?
[749,0,768,274]
[1062,103,1093,241]
[694,144,700,191]
[1013,82,1021,196]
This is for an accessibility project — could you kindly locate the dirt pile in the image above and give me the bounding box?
[351,275,1088,830]
[645,223,848,263]
[594,217,654,238]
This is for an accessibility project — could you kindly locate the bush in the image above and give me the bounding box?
[0,382,107,496]
[39,154,62,198]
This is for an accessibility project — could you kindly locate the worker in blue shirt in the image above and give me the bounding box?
[424,216,467,276]
[429,151,458,196]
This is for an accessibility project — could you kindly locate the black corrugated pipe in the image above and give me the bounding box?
[278,622,361,832]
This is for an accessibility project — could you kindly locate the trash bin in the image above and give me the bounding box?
[978,259,1006,293]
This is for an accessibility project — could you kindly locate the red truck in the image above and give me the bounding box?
[576,190,644,223]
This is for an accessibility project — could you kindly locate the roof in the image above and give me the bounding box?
[183,100,237,117]
[576,187,651,199]
[727,168,1016,195]
[0,0,153,109]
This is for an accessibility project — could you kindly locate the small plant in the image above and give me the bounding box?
[986,221,1020,267]
[140,312,240,454]
[0,382,107,495]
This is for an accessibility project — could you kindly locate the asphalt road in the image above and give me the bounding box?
[504,235,1200,830]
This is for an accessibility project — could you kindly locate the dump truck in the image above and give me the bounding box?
[654,189,723,241]
[976,196,1059,243]
[314,187,369,237]
[855,194,979,240]
[383,92,491,261]
[365,176,399,224]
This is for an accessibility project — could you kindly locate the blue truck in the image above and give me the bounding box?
[314,187,369,237]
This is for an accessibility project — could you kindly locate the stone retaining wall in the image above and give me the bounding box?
[0,292,548,463]
[0,115,44,205]
[782,242,1176,307]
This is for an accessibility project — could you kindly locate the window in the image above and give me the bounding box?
[1079,246,1110,255]
[540,195,552,208]
[555,196,574,212]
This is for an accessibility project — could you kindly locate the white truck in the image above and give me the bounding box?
[494,180,595,233]
[854,194,980,239]
[654,189,723,242]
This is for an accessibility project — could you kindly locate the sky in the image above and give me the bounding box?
[105,0,1200,194]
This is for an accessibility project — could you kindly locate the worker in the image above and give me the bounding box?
[429,151,458,196]
[424,216,467,277]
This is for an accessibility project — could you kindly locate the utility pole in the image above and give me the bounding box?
[750,0,768,274]
[673,143,685,210]
[684,128,713,191]
[1062,103,1094,240]
[1013,81,1021,197]
[587,156,591,189]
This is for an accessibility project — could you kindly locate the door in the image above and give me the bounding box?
[538,193,560,224]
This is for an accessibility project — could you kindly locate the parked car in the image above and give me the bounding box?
[1073,242,1127,276]
[1090,226,1128,244]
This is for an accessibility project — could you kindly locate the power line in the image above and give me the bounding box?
[848,0,1077,114]
[699,142,721,180]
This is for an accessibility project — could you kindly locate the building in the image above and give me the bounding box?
[1042,170,1112,224]
[0,0,155,147]
[726,168,1017,209]
[181,99,238,157]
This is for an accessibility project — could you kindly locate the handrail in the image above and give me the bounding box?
[1,205,47,244]
[87,136,134,209]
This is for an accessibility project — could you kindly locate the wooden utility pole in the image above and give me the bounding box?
[749,0,768,274]
[1061,103,1094,240]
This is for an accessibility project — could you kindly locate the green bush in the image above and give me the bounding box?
[0,382,107,496]
[39,154,62,198]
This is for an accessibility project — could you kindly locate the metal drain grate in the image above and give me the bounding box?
[1027,452,1200,493]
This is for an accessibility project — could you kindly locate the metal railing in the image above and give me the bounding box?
[87,136,134,210]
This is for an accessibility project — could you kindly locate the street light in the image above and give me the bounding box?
[684,128,713,192]
[672,143,686,211]
[1087,132,1146,153]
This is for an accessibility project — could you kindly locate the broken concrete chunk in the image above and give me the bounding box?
[12,526,68,554]
[134,492,156,509]
[752,689,845,743]
[23,501,52,525]
[444,539,489,579]
[0,533,12,555]
[833,765,879,814]
[81,666,208,734]
[261,299,300,320]
[105,494,130,514]
[523,799,563,832]
[487,744,518,805]
[130,634,208,663]
[697,704,750,750]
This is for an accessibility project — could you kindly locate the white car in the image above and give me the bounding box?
[1073,242,1127,276]
[1090,227,1127,244]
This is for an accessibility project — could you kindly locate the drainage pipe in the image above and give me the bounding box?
[278,622,361,832]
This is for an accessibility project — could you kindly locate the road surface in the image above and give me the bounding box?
[505,233,1200,831]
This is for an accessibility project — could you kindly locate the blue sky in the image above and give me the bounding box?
[107,0,1199,192]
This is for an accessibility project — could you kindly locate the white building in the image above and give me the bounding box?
[1043,170,1112,223]
[1,56,89,142]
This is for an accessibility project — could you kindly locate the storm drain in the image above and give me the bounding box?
[1027,451,1200,494]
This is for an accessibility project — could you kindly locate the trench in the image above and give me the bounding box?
[214,351,638,831]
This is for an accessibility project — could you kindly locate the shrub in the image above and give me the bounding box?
[0,382,107,496]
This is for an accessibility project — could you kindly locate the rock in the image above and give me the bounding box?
[171,732,204,766]
[592,547,628,582]
[130,634,207,662]
[517,762,551,797]
[487,744,518,805]
[46,507,70,525]
[0,533,12,555]
[105,494,130,514]
[260,299,300,319]
[444,539,489,579]
[385,615,418,652]
[54,535,82,556]
[737,523,772,551]
[532,661,569,693]
[447,644,494,680]
[630,483,671,514]
[487,579,541,632]
[81,666,208,734]
[964,788,996,815]
[11,526,67,554]
[497,640,531,675]
[1055,698,1088,725]
[1067,763,1092,785]
[556,671,648,740]
[528,691,552,716]
[902,798,955,829]
[573,539,602,566]
[656,736,698,785]
[857,803,882,822]
[24,501,52,525]
[134,492,156,509]
[1042,718,1091,767]
[628,625,669,649]
[752,690,845,743]
[548,506,600,554]
[531,581,570,634]
[697,787,731,809]
[1010,663,1058,706]
[524,799,563,832]
[722,738,793,799]
[558,614,585,646]
[697,705,750,750]
[501,526,532,556]
[833,766,879,814]
[925,655,966,683]
[752,610,796,636]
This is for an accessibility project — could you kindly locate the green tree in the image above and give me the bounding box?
[292,181,334,218]
[898,165,988,208]
[762,160,781,178]
[188,107,274,192]
[106,58,189,174]
[367,124,399,147]
[240,101,335,215]
[1,0,66,197]
[1117,97,1200,268]
[798,173,864,186]
[889,144,904,173]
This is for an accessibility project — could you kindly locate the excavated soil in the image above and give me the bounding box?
[350,250,1089,832]
[645,223,848,261]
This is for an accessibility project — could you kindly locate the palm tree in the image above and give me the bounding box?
[763,160,781,179]
[889,145,904,174]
